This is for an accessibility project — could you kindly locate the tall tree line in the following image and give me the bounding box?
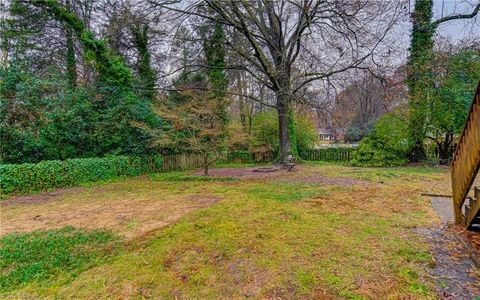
[407,0,479,161]
[1,0,478,165]
[0,0,161,163]
[155,0,405,163]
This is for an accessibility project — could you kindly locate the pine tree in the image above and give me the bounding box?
[203,20,228,99]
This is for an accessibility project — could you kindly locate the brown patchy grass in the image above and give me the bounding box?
[0,163,460,298]
[1,176,220,238]
[192,165,368,186]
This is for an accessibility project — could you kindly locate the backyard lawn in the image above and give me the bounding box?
[0,163,470,298]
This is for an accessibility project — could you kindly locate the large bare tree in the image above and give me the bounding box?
[154,0,404,162]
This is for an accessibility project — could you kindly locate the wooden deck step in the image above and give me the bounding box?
[464,191,480,229]
[450,82,480,228]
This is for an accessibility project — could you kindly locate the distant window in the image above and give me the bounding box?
[319,133,335,141]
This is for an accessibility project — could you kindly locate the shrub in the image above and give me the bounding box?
[251,110,318,156]
[0,65,160,164]
[251,111,279,154]
[227,150,254,163]
[346,126,362,142]
[351,112,410,167]
[226,121,251,152]
[0,155,162,196]
[295,113,319,153]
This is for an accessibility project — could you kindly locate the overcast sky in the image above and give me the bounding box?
[432,0,479,40]
[386,0,479,68]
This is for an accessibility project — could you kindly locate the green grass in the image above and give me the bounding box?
[0,226,121,292]
[303,161,445,183]
[242,181,327,201]
[57,191,432,298]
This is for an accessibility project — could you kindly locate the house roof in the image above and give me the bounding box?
[317,128,334,135]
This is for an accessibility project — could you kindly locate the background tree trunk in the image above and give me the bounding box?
[277,95,290,163]
[65,0,76,88]
[407,0,434,162]
[204,153,209,176]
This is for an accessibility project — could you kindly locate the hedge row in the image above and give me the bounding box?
[0,155,162,196]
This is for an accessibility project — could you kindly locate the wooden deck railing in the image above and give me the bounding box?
[451,81,480,225]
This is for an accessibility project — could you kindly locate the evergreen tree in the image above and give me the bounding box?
[30,0,134,88]
[131,21,156,100]
[203,19,229,148]
[203,20,228,99]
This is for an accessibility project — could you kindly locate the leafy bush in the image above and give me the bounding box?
[351,112,410,167]
[423,50,480,160]
[0,226,120,291]
[0,64,160,164]
[226,121,251,152]
[295,113,319,153]
[227,150,254,163]
[0,155,162,196]
[251,110,318,156]
[251,111,279,153]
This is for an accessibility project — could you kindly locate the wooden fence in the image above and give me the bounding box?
[451,81,480,226]
[160,147,354,171]
[300,147,355,162]
[162,153,204,171]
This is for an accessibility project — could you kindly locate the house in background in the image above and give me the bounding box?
[317,128,336,141]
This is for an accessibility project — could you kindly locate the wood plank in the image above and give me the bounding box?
[451,81,480,225]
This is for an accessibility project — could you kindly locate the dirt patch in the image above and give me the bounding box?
[192,166,284,178]
[1,187,85,204]
[192,166,367,186]
[187,193,219,206]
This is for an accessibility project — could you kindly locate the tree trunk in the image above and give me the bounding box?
[0,9,9,71]
[65,0,76,87]
[238,72,247,129]
[204,153,209,176]
[287,110,298,157]
[277,95,290,163]
[409,135,427,162]
[438,133,453,161]
[406,0,434,162]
